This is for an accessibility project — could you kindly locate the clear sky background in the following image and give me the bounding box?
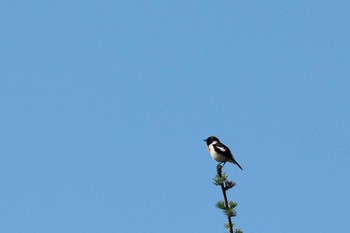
[1,1,349,233]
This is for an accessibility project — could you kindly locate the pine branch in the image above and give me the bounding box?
[213,164,242,233]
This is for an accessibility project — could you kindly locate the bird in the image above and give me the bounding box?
[204,136,243,170]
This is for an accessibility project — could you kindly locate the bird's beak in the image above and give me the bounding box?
[203,139,206,141]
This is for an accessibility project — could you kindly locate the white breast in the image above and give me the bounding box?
[208,143,227,162]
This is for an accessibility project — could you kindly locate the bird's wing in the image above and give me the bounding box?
[213,142,232,157]
[214,142,243,170]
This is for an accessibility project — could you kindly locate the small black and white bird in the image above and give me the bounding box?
[204,136,243,170]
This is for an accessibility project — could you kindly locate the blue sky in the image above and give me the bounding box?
[1,1,350,232]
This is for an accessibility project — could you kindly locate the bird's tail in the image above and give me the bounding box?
[230,159,243,171]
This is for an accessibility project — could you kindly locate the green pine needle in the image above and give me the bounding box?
[224,208,237,217]
[216,201,226,210]
[213,173,227,185]
[224,223,231,229]
[229,201,237,209]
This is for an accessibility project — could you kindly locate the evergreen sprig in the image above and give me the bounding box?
[213,173,227,186]
[216,200,226,210]
[214,164,242,233]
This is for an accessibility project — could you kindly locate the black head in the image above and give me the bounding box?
[203,136,220,145]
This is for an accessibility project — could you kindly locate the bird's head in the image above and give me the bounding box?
[203,136,220,145]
